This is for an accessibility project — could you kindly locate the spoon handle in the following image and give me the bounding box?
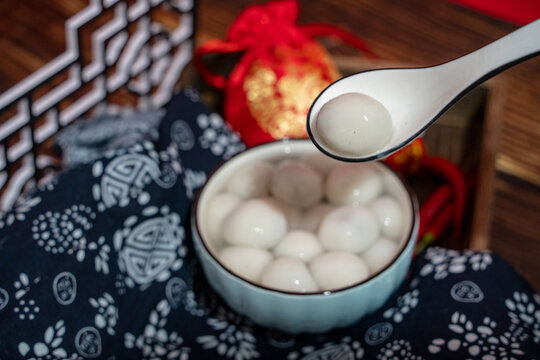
[441,19,540,88]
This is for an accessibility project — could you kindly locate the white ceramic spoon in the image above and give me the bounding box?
[307,18,540,162]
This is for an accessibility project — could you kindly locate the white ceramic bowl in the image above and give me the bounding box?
[191,139,418,334]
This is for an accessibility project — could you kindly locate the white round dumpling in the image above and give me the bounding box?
[309,251,370,291]
[226,162,273,199]
[270,160,323,209]
[219,246,273,283]
[273,231,323,262]
[318,205,379,253]
[223,198,287,249]
[301,203,335,233]
[361,237,399,274]
[206,193,242,243]
[325,163,383,205]
[304,152,341,175]
[260,257,319,293]
[370,196,403,240]
[315,93,393,157]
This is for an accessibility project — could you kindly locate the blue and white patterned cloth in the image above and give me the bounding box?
[0,89,538,359]
[54,108,164,167]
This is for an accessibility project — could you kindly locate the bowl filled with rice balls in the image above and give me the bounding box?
[191,139,419,334]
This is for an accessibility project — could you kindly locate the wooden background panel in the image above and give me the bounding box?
[0,0,539,290]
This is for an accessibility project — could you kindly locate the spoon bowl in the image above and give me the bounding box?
[308,18,540,161]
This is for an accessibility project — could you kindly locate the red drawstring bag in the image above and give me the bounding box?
[194,0,375,147]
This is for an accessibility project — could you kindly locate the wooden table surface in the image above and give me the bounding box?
[1,0,539,290]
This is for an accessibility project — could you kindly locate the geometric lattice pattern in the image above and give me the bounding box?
[0,0,194,212]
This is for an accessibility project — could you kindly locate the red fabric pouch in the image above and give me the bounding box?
[194,0,374,147]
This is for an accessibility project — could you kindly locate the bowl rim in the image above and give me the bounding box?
[191,139,419,296]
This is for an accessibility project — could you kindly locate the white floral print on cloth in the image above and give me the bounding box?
[505,291,540,344]
[114,205,186,292]
[287,337,365,360]
[0,287,9,312]
[182,169,206,199]
[90,292,119,336]
[13,273,41,321]
[124,299,190,360]
[92,141,178,212]
[428,311,526,359]
[165,277,207,317]
[18,320,72,360]
[197,113,245,160]
[364,322,394,346]
[159,140,206,200]
[419,247,493,280]
[383,289,420,323]
[170,120,195,151]
[52,272,77,306]
[31,205,97,262]
[183,87,201,103]
[74,326,102,358]
[0,195,41,230]
[179,259,223,317]
[197,306,259,360]
[17,321,102,360]
[450,280,485,303]
[377,339,424,360]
